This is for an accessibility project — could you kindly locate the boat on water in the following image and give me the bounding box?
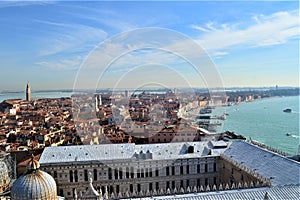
[283,108,292,113]
[286,133,292,136]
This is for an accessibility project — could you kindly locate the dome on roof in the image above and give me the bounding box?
[11,156,57,200]
[0,158,11,194]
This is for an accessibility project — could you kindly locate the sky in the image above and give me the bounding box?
[0,0,299,91]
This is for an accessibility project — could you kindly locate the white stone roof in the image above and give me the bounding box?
[223,141,300,186]
[39,142,226,165]
[136,185,300,200]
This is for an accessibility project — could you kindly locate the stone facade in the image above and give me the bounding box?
[39,141,281,199]
[41,156,220,199]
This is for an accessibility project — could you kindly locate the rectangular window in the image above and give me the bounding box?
[93,169,97,181]
[155,168,159,177]
[141,169,144,178]
[180,166,183,175]
[59,189,63,196]
[137,184,141,192]
[119,168,123,179]
[115,169,118,179]
[108,168,112,180]
[156,182,159,190]
[137,169,140,178]
[166,166,170,176]
[84,170,88,181]
[130,184,133,193]
[205,164,208,173]
[197,164,200,173]
[149,183,153,191]
[69,170,73,182]
[186,165,189,174]
[54,171,57,178]
[172,166,175,175]
[74,170,78,182]
[172,181,175,189]
[145,168,149,177]
[213,163,217,172]
[130,167,134,178]
[126,167,129,179]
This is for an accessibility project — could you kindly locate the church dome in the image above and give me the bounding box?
[0,158,10,194]
[11,155,58,200]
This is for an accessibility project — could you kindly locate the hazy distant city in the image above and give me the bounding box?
[0,1,299,200]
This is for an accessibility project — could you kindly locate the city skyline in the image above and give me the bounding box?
[0,1,299,90]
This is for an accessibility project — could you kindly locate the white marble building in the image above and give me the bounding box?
[38,141,299,199]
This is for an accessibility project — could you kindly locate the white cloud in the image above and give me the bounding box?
[35,20,108,56]
[192,10,299,51]
[36,56,82,71]
[213,51,229,58]
[0,1,55,8]
[190,24,210,32]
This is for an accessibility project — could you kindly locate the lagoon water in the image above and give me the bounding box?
[217,96,299,155]
[0,92,299,154]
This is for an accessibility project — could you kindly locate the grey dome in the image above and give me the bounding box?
[11,156,57,200]
[0,159,10,194]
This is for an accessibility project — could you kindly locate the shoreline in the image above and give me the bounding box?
[213,95,299,108]
[219,95,299,155]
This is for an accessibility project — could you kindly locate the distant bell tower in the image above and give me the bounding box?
[95,95,99,112]
[26,82,31,101]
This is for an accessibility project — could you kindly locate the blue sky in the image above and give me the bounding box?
[0,1,299,91]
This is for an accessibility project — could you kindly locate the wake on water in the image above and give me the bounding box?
[290,134,300,139]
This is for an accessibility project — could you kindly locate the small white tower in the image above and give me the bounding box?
[95,95,99,112]
[99,95,102,106]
